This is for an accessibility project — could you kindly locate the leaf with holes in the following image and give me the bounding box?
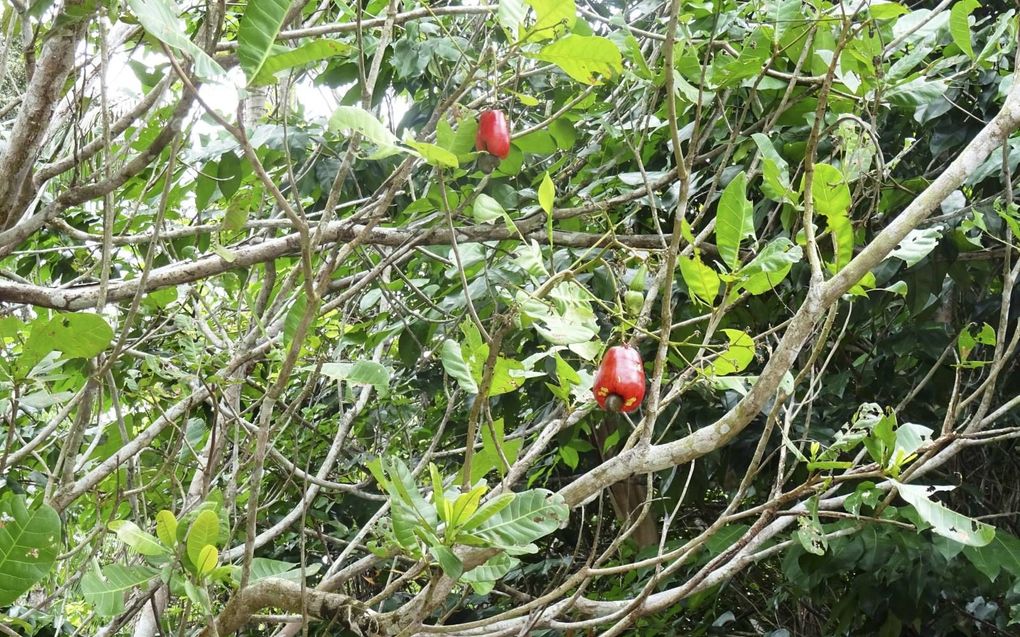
[0,496,61,606]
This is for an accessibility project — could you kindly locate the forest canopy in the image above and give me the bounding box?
[1,0,1020,635]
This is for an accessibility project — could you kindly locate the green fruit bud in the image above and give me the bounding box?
[629,264,648,292]
[624,289,644,316]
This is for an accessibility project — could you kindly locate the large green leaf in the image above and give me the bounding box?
[127,0,225,80]
[470,490,568,555]
[715,171,755,271]
[498,0,528,32]
[679,255,720,305]
[894,481,995,547]
[441,340,479,394]
[319,361,391,397]
[703,329,755,377]
[949,0,980,59]
[237,0,290,83]
[0,496,61,606]
[888,226,942,267]
[18,313,114,377]
[328,106,401,152]
[404,139,459,169]
[525,0,575,40]
[240,557,320,584]
[80,565,159,616]
[809,163,851,217]
[963,531,1020,582]
[252,39,353,85]
[185,510,220,566]
[533,35,623,85]
[459,553,518,595]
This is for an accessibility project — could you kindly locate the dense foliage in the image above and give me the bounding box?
[1,0,1020,635]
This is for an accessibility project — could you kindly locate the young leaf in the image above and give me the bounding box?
[196,544,218,575]
[155,510,178,547]
[538,172,555,214]
[185,510,220,566]
[109,520,170,557]
[715,171,755,271]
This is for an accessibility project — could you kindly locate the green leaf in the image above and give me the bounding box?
[319,361,391,397]
[795,516,828,556]
[242,558,319,584]
[533,35,623,85]
[18,313,114,377]
[381,458,439,551]
[498,0,528,32]
[237,0,289,83]
[963,532,1020,582]
[809,163,851,217]
[827,213,854,271]
[889,226,943,267]
[734,238,802,294]
[473,194,506,224]
[222,197,250,232]
[441,340,479,394]
[448,485,487,529]
[515,242,549,279]
[466,419,523,483]
[80,565,159,617]
[196,544,218,575]
[469,490,568,555]
[525,0,575,40]
[459,493,517,533]
[770,0,803,44]
[429,544,463,580]
[484,357,526,397]
[328,106,400,150]
[155,510,178,547]
[679,255,720,305]
[704,329,755,377]
[949,0,980,59]
[211,243,236,263]
[538,172,555,214]
[283,292,309,347]
[715,171,755,271]
[459,553,517,595]
[127,0,225,81]
[559,445,579,469]
[404,139,459,169]
[252,39,352,85]
[109,520,170,557]
[0,496,61,606]
[868,2,908,19]
[894,481,996,547]
[186,510,220,566]
[183,578,211,612]
[890,423,933,467]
